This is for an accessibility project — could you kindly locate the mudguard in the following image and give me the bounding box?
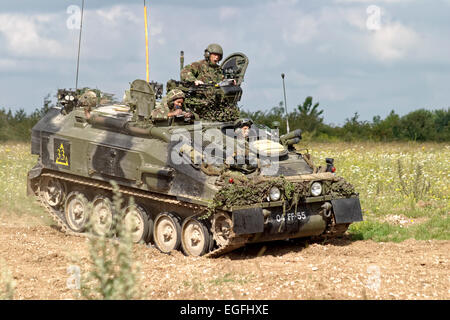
[331,197,363,224]
[27,163,43,196]
[232,207,264,235]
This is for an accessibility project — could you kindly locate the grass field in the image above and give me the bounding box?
[0,141,449,241]
[0,143,52,225]
[304,141,450,241]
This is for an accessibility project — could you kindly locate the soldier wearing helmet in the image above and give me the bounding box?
[80,90,98,120]
[234,118,253,139]
[225,118,257,173]
[180,43,225,86]
[151,89,192,121]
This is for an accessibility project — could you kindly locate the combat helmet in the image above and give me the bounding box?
[78,90,97,109]
[233,118,253,129]
[204,43,223,61]
[167,89,185,105]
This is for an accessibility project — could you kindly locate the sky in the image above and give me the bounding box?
[1,0,449,125]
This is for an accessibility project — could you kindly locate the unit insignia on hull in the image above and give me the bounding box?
[54,139,70,167]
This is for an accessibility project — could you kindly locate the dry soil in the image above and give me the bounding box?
[0,214,448,300]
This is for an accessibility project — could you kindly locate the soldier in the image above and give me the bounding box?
[80,90,98,120]
[226,118,256,170]
[151,89,192,121]
[181,43,225,85]
[180,44,239,122]
[234,118,253,139]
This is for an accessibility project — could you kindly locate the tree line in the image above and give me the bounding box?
[0,94,53,142]
[241,97,449,142]
[0,89,113,142]
[1,94,449,142]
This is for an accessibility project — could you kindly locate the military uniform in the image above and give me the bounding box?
[180,60,224,84]
[151,89,187,122]
[179,44,240,122]
[151,100,170,121]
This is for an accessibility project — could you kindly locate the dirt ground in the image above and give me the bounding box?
[0,214,448,300]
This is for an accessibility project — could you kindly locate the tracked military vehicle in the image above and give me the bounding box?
[27,52,363,257]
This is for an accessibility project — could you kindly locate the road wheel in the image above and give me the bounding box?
[40,176,65,207]
[211,212,234,247]
[91,196,113,236]
[153,213,181,253]
[65,191,89,232]
[181,218,211,256]
[123,204,152,243]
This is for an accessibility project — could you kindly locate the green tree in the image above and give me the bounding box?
[432,108,450,141]
[342,112,371,141]
[241,102,288,133]
[371,110,401,141]
[294,96,324,133]
[400,109,436,141]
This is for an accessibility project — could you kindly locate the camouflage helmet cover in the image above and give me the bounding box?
[167,89,185,103]
[233,118,253,129]
[204,43,223,60]
[79,90,97,108]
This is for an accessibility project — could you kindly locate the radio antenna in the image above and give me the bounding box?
[180,51,184,79]
[75,0,85,91]
[281,73,290,133]
[144,0,150,82]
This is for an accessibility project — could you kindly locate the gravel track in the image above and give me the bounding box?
[0,215,448,300]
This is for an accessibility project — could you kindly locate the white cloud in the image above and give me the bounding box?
[334,0,413,3]
[283,15,319,45]
[219,7,240,21]
[0,5,165,61]
[0,1,449,125]
[96,5,137,23]
[0,13,68,58]
[368,22,419,61]
[341,7,367,30]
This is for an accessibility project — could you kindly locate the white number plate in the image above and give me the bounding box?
[274,212,307,223]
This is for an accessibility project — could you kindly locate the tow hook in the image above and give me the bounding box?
[321,202,332,218]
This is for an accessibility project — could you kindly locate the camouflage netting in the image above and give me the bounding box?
[185,95,240,122]
[202,175,357,219]
[166,80,240,122]
[323,177,357,198]
[214,176,304,208]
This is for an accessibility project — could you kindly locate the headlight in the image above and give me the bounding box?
[269,187,281,201]
[310,182,322,196]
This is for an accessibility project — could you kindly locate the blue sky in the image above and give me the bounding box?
[1,0,449,125]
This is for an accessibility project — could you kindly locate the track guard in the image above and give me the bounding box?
[232,207,264,235]
[331,197,363,224]
[27,163,43,196]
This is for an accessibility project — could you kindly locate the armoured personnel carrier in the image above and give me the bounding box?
[27,53,363,257]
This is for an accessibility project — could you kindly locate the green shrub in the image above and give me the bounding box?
[0,261,15,300]
[81,182,140,300]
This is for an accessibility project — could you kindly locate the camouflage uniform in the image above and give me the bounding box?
[180,60,224,84]
[179,44,240,122]
[151,89,185,121]
[181,60,233,121]
[151,100,170,121]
